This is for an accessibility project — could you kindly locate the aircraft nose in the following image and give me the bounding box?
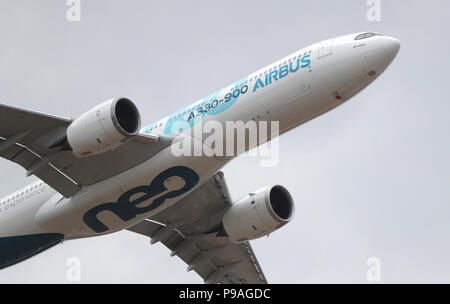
[374,36,401,68]
[382,36,401,61]
[363,36,401,78]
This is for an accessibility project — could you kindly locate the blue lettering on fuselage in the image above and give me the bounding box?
[83,166,200,233]
[253,54,311,92]
[142,54,312,135]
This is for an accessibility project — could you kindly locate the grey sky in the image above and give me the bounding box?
[0,0,449,283]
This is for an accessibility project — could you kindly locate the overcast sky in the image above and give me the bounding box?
[0,0,449,283]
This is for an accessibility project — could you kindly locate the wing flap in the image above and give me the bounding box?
[2,145,36,168]
[34,165,80,197]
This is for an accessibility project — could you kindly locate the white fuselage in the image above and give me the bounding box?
[0,33,400,242]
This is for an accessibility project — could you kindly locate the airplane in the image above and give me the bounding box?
[0,32,400,283]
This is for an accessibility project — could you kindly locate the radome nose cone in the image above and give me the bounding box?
[387,37,401,54]
[383,36,401,60]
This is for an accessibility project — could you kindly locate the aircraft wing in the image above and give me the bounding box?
[0,103,173,197]
[127,171,268,284]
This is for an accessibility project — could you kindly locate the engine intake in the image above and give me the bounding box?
[67,98,141,157]
[113,98,141,135]
[222,185,294,243]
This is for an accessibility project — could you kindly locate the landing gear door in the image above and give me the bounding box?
[318,38,335,59]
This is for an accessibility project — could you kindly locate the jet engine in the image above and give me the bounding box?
[66,98,141,157]
[222,185,295,243]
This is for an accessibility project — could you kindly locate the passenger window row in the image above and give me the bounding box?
[0,182,44,205]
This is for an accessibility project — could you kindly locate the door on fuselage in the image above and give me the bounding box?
[318,38,335,59]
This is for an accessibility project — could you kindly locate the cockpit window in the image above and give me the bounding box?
[355,32,382,40]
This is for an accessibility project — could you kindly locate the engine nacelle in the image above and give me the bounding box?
[222,185,295,243]
[67,98,141,157]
